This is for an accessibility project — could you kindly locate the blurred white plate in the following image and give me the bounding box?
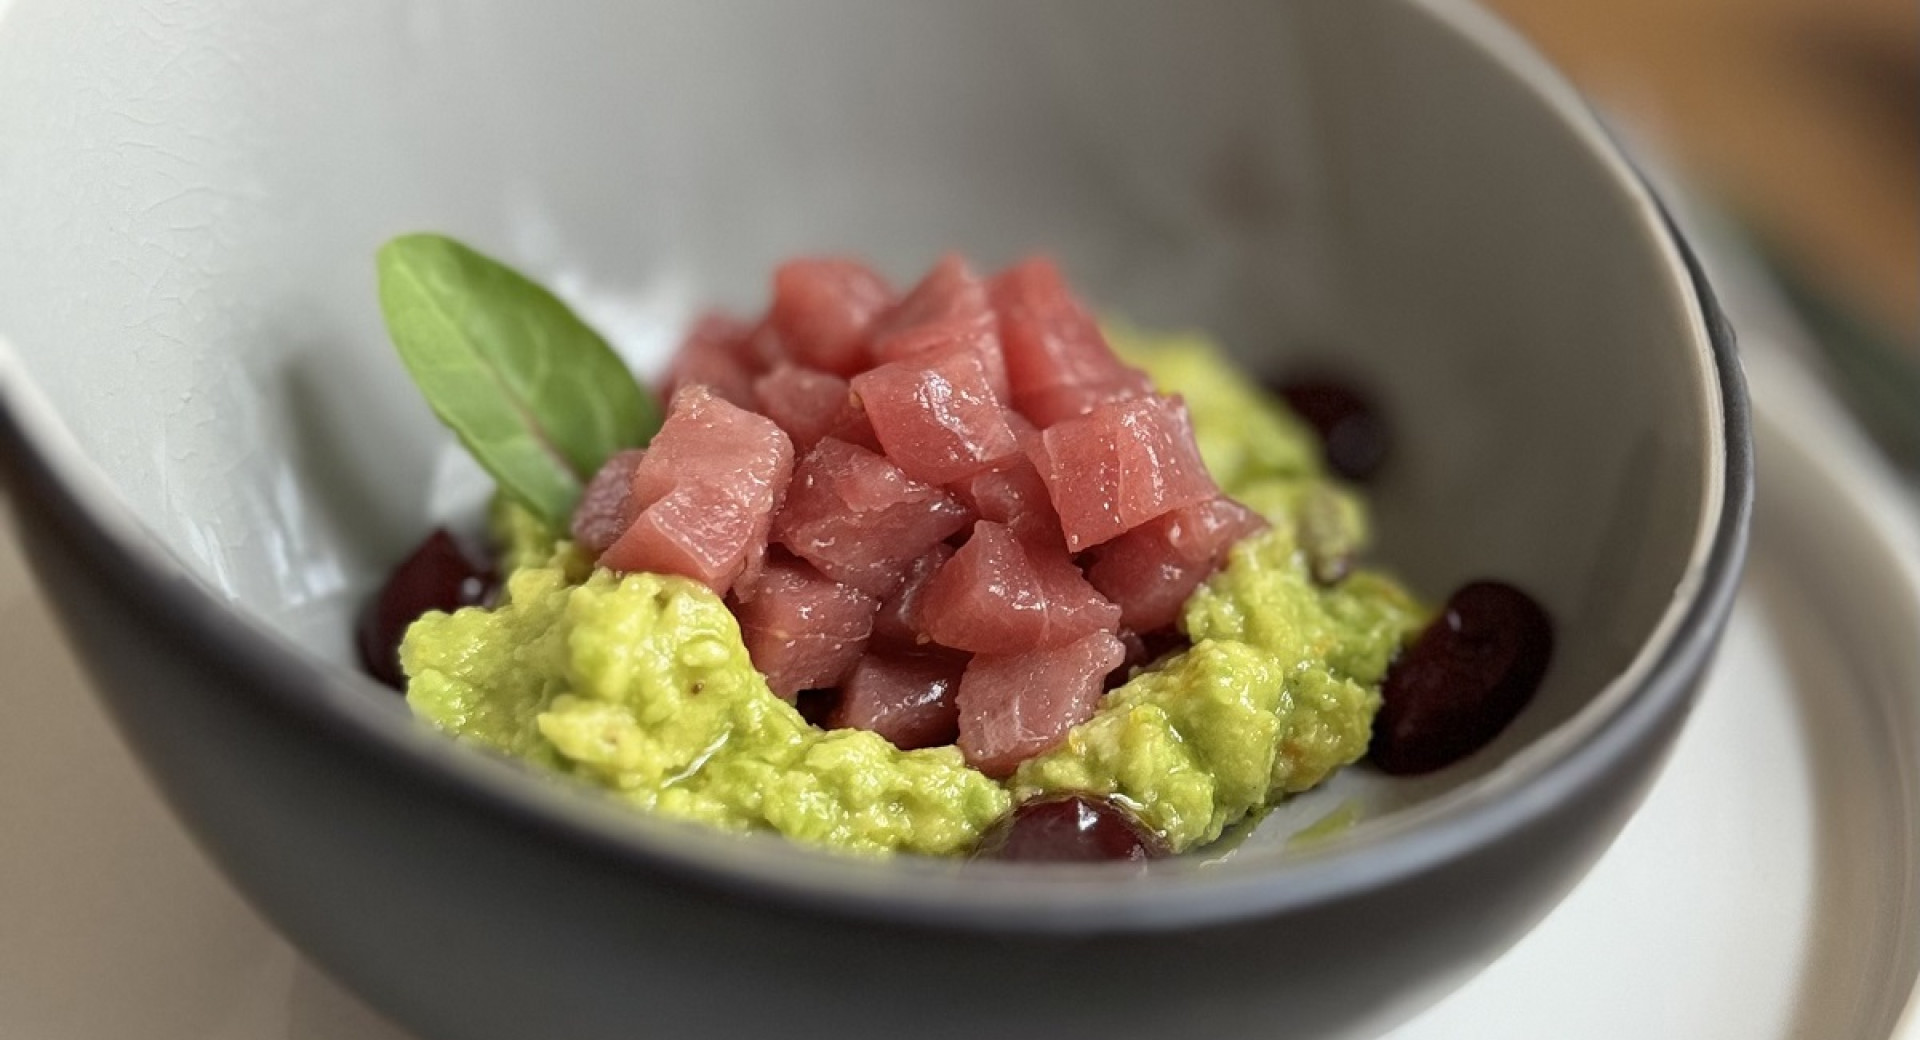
[1,355,1915,1040]
[1389,344,1920,1040]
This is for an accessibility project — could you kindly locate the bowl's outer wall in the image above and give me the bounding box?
[0,206,1750,1039]
[0,416,1712,1040]
[0,0,1755,1037]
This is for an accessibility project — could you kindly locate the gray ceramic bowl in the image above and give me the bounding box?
[0,1,1749,1038]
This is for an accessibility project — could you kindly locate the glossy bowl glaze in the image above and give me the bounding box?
[0,1,1750,1037]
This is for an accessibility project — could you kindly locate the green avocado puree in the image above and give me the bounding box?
[405,559,1010,856]
[400,328,1424,856]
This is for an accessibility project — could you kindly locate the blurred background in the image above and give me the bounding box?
[1487,0,1920,470]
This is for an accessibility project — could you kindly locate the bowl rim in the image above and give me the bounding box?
[0,0,1753,934]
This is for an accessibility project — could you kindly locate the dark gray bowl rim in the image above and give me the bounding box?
[0,0,1753,936]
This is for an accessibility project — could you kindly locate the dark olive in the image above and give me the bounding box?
[972,793,1167,863]
[356,528,497,690]
[1273,377,1390,483]
[1370,581,1553,775]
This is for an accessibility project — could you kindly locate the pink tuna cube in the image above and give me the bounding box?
[956,630,1126,778]
[598,386,795,594]
[1085,496,1268,633]
[948,450,1067,550]
[829,651,967,750]
[988,257,1138,422]
[1027,537,1126,640]
[753,364,859,454]
[571,448,647,559]
[1012,368,1154,428]
[852,343,1020,486]
[603,482,768,593]
[867,254,1011,401]
[770,258,894,376]
[1032,394,1220,551]
[871,543,954,648]
[732,556,879,700]
[917,521,1120,655]
[662,313,761,409]
[825,398,884,454]
[772,438,974,598]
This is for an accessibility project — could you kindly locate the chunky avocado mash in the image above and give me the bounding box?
[405,554,1010,855]
[400,330,1423,857]
[1012,531,1423,851]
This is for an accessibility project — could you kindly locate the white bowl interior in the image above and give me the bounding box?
[0,0,1720,851]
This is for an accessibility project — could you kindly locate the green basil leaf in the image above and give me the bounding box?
[376,233,661,528]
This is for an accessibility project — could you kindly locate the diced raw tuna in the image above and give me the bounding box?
[662,313,761,409]
[872,543,953,647]
[956,630,1126,778]
[632,254,1244,753]
[829,651,966,750]
[867,254,1011,401]
[571,448,647,558]
[826,398,883,454]
[988,257,1140,423]
[1013,368,1153,428]
[772,438,974,597]
[599,386,795,593]
[753,364,858,454]
[852,344,1019,485]
[949,450,1066,549]
[770,259,894,375]
[1086,496,1268,632]
[1032,394,1220,551]
[605,482,761,592]
[1027,538,1126,638]
[732,557,879,700]
[741,319,789,369]
[918,521,1120,655]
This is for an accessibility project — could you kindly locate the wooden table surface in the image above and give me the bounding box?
[1486,0,1918,351]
